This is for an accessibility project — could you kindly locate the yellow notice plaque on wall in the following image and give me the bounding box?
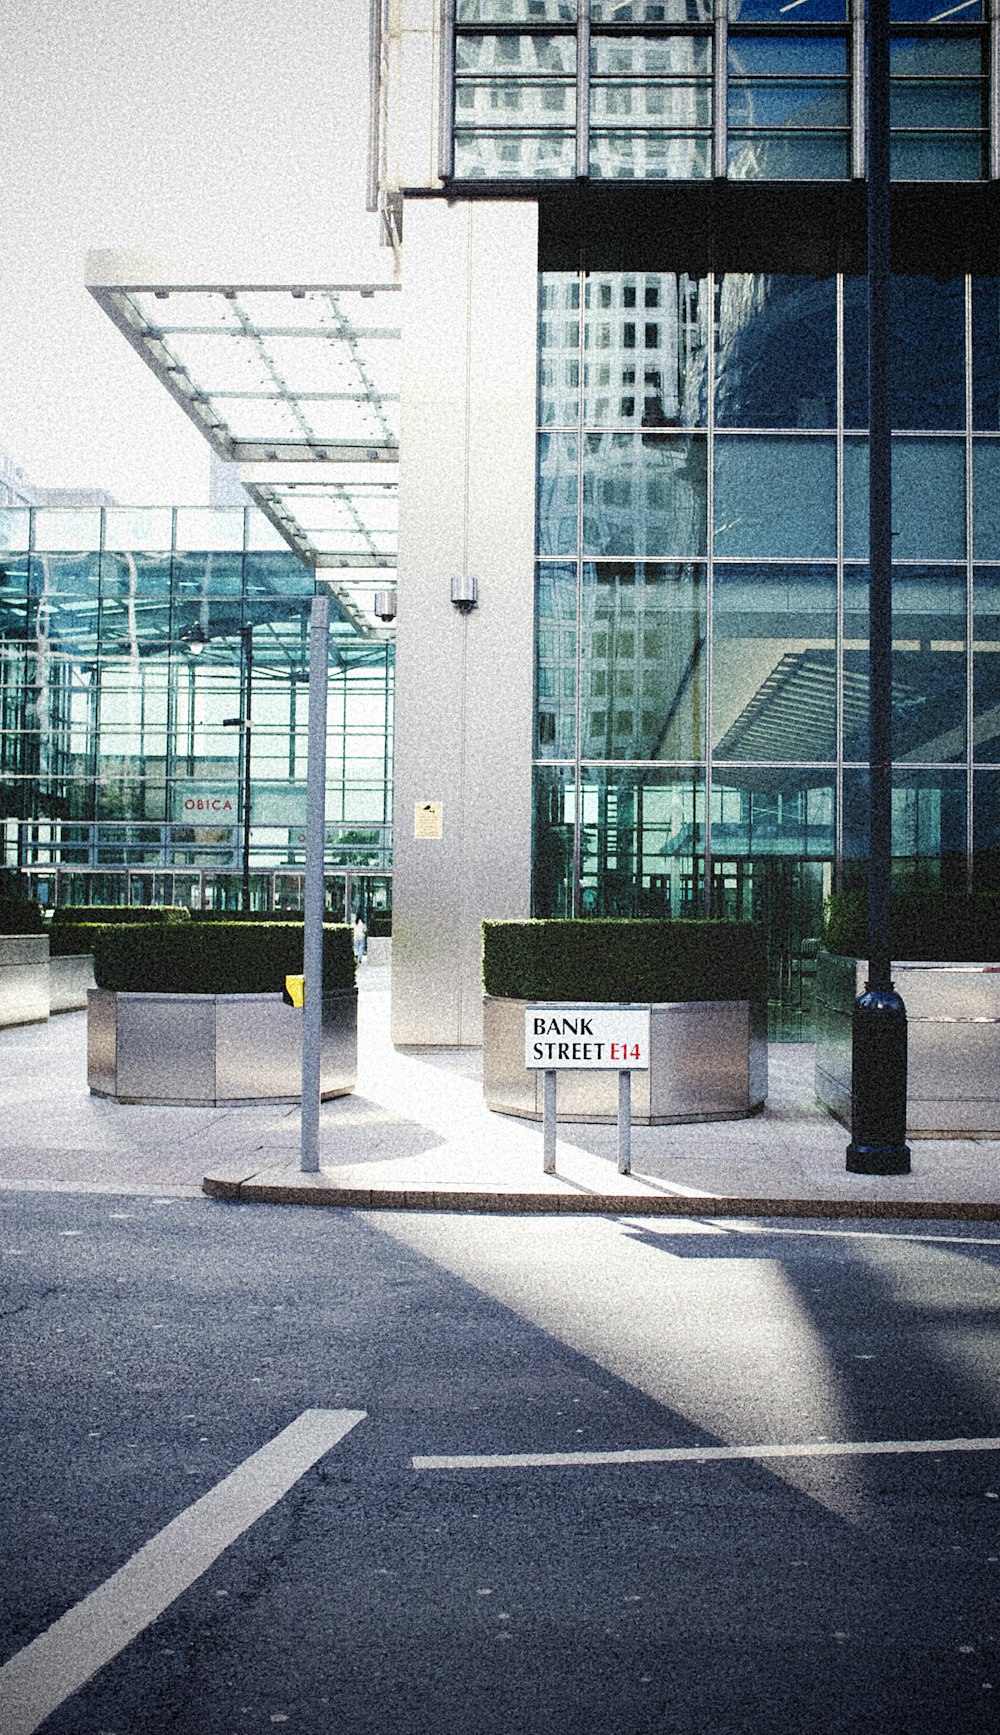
[414,801,443,839]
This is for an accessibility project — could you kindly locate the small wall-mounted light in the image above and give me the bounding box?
[374,589,397,623]
[187,623,208,656]
[451,575,478,614]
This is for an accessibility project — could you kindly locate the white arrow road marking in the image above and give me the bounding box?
[413,1435,1000,1472]
[0,1408,366,1735]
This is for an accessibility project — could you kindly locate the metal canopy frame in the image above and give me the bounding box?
[86,279,400,636]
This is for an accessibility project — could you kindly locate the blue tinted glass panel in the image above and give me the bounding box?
[728,83,848,127]
[590,132,713,179]
[536,563,577,759]
[458,1,577,18]
[170,553,244,598]
[973,569,1000,763]
[972,278,1000,429]
[28,553,101,597]
[533,767,576,918]
[891,133,986,180]
[845,566,967,761]
[894,439,966,559]
[728,37,846,76]
[579,768,704,918]
[845,439,966,560]
[585,273,709,426]
[591,0,710,15]
[244,553,314,596]
[729,0,845,16]
[891,0,982,15]
[100,553,173,598]
[973,443,1000,559]
[842,769,968,879]
[716,275,836,428]
[890,36,982,76]
[843,276,965,431]
[539,274,581,426]
[728,132,848,178]
[538,433,580,555]
[891,81,984,127]
[714,437,836,558]
[973,773,1000,875]
[712,564,836,760]
[581,562,705,760]
[454,132,576,177]
[456,33,576,73]
[582,434,707,557]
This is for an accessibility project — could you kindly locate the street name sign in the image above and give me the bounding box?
[524,1006,650,1071]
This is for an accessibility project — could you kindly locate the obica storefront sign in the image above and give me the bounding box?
[524,1005,650,1071]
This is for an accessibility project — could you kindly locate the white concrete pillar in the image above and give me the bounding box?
[392,198,538,1046]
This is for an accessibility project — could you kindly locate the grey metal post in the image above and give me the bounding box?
[300,591,331,1174]
[241,625,253,914]
[543,1069,557,1174]
[617,1069,631,1176]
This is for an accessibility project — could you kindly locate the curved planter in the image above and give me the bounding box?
[816,950,1000,1138]
[50,952,96,1014]
[0,934,50,1028]
[483,996,767,1125]
[88,987,356,1106]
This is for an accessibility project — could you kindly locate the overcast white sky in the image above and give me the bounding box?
[0,0,387,504]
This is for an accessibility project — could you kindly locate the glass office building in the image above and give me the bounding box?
[0,505,393,918]
[366,0,1000,1042]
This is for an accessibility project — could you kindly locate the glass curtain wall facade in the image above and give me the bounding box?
[533,268,1000,1031]
[0,507,393,913]
[451,0,994,185]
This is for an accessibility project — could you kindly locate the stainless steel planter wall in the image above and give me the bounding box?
[49,953,96,1014]
[816,951,1000,1137]
[483,997,767,1125]
[88,988,357,1106]
[0,936,50,1028]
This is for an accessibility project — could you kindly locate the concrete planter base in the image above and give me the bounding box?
[50,952,96,1014]
[88,987,357,1106]
[816,950,1000,1137]
[483,996,767,1125]
[0,935,50,1028]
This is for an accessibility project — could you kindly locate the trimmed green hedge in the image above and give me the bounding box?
[823,889,1000,962]
[0,896,45,935]
[482,919,767,1004]
[92,922,355,994]
[192,909,308,922]
[51,904,191,926]
[49,922,110,957]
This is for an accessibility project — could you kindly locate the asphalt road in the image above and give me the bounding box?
[1,1191,999,1734]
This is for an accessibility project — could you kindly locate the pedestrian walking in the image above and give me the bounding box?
[353,912,367,966]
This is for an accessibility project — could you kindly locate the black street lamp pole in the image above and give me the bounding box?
[847,0,910,1174]
[241,624,253,914]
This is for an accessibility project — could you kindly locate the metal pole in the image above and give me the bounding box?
[543,1070,557,1175]
[241,625,253,914]
[300,592,330,1174]
[617,1069,631,1176]
[847,0,910,1175]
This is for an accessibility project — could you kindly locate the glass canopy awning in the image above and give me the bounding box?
[86,277,400,635]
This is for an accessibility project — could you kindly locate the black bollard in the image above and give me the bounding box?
[847,986,911,1174]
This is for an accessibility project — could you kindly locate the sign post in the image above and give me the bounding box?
[525,1004,651,1178]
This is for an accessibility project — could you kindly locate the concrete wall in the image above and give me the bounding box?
[381,0,445,194]
[392,199,538,1046]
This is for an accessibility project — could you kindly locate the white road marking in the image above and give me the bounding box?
[0,1408,365,1735]
[413,1435,1000,1472]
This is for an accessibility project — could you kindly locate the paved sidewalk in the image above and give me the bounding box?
[1,966,999,1218]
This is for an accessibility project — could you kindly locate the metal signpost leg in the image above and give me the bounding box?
[543,1069,557,1174]
[617,1068,631,1176]
[300,592,330,1175]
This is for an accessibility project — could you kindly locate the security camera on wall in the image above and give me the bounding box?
[374,589,397,623]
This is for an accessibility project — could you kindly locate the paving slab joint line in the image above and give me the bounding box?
[200,1175,1000,1222]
